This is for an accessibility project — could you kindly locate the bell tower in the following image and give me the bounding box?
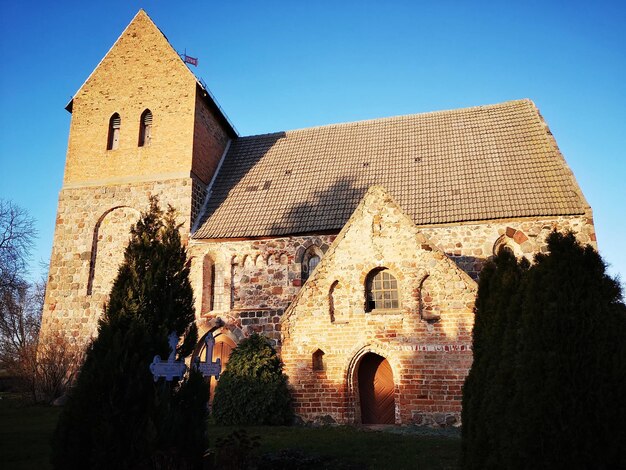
[41,10,236,344]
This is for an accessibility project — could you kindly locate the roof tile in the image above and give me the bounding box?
[194,99,587,239]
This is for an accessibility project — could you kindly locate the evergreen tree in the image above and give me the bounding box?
[52,199,209,469]
[462,231,626,469]
[511,231,626,469]
[461,249,528,469]
[212,333,293,425]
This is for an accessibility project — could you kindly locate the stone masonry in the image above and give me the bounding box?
[41,11,232,345]
[40,9,598,426]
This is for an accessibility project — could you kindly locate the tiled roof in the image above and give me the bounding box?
[193,99,588,239]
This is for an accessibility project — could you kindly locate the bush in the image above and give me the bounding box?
[461,249,528,469]
[33,329,83,403]
[52,199,209,469]
[462,231,626,469]
[212,333,293,425]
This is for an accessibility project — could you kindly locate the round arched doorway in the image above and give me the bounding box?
[357,353,395,424]
[196,333,236,403]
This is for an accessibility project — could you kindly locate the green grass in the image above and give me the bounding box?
[208,424,460,469]
[0,393,460,469]
[0,393,61,470]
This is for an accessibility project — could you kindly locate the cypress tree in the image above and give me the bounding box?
[52,198,209,469]
[511,231,626,469]
[212,333,293,425]
[461,249,528,469]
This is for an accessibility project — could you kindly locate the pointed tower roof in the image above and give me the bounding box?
[65,9,236,137]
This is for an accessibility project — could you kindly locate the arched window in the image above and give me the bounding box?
[493,235,517,257]
[138,109,152,147]
[201,254,215,314]
[365,268,399,311]
[107,113,121,150]
[301,246,322,282]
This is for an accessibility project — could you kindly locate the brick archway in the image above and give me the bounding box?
[346,345,399,425]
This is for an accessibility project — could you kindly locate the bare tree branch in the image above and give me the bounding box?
[0,199,37,292]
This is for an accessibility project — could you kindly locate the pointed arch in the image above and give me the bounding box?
[312,349,325,371]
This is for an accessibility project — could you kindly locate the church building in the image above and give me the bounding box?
[41,10,595,426]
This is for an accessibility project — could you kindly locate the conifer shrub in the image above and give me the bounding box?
[52,199,209,470]
[462,231,626,470]
[461,249,528,469]
[212,333,293,425]
[511,231,626,469]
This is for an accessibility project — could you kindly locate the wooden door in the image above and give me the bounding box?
[202,335,236,402]
[358,353,395,424]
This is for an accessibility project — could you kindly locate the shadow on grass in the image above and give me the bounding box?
[0,394,460,470]
[0,393,61,470]
[207,424,460,470]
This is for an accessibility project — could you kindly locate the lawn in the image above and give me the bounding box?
[0,393,460,469]
[0,393,62,470]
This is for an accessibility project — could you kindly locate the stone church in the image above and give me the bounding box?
[41,10,595,426]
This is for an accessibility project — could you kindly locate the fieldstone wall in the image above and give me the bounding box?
[187,211,594,352]
[187,235,336,345]
[421,214,597,280]
[40,178,195,345]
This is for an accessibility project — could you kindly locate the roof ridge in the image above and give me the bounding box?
[237,99,532,140]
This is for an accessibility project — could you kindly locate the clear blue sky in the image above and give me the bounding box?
[1,0,625,288]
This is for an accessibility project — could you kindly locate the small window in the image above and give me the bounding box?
[301,246,322,282]
[107,113,121,150]
[138,109,152,147]
[366,268,399,311]
[312,349,325,371]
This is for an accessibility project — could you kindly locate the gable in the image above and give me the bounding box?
[68,10,197,109]
[194,99,589,239]
[63,10,207,185]
[282,186,477,336]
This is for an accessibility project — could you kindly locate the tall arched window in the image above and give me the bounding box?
[201,254,215,314]
[138,109,152,147]
[107,113,121,150]
[201,256,225,313]
[365,268,399,311]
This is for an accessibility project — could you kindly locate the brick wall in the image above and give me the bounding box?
[279,187,476,425]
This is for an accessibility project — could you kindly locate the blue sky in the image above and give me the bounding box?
[1,0,625,288]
